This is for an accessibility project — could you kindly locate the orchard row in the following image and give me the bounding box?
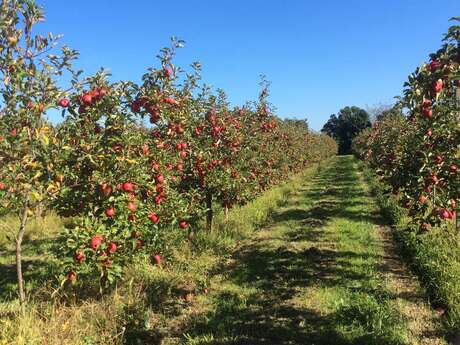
[353,19,460,232]
[0,0,337,294]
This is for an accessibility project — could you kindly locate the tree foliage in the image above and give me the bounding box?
[321,106,371,154]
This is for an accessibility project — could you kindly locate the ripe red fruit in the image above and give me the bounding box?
[107,242,117,254]
[422,99,432,107]
[58,98,70,108]
[163,97,178,105]
[66,271,77,281]
[449,164,458,173]
[127,201,137,213]
[131,100,141,113]
[422,107,433,119]
[0,182,5,190]
[155,184,164,193]
[433,155,443,164]
[122,182,135,193]
[154,195,163,205]
[429,175,438,184]
[429,60,441,71]
[81,93,93,105]
[90,235,103,250]
[74,251,85,263]
[11,128,17,136]
[152,254,161,265]
[179,151,187,159]
[433,79,443,93]
[176,125,184,134]
[105,207,115,217]
[98,87,109,98]
[148,212,160,224]
[164,67,173,77]
[439,209,452,220]
[194,127,202,136]
[179,220,188,229]
[155,173,165,184]
[426,129,433,137]
[151,161,160,170]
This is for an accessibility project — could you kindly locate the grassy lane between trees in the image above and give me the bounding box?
[180,156,447,345]
[0,157,450,344]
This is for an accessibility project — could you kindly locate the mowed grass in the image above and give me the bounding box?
[180,156,446,345]
[0,157,447,344]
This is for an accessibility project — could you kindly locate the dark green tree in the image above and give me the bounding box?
[321,106,371,154]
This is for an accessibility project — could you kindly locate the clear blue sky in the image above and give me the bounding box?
[37,0,459,131]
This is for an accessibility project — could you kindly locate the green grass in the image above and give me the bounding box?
[179,156,424,345]
[360,160,460,336]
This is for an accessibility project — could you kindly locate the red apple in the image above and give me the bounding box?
[429,175,438,184]
[74,251,85,263]
[155,173,165,184]
[151,161,160,170]
[0,182,5,190]
[66,271,77,281]
[449,164,458,173]
[433,79,443,93]
[148,212,160,224]
[58,98,70,108]
[81,93,93,105]
[163,97,178,105]
[439,209,452,220]
[179,220,188,229]
[122,182,135,193]
[164,67,173,77]
[90,235,103,250]
[422,107,433,118]
[152,254,161,265]
[107,242,117,254]
[105,207,115,217]
[433,155,443,164]
[422,99,432,107]
[429,60,441,71]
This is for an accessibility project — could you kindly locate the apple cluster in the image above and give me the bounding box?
[353,19,460,232]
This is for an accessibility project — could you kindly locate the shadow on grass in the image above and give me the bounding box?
[165,156,409,345]
[0,237,62,301]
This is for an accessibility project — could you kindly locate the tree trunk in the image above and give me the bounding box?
[224,205,229,222]
[16,193,30,312]
[206,192,213,231]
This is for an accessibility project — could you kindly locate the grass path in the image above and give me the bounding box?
[181,156,446,345]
